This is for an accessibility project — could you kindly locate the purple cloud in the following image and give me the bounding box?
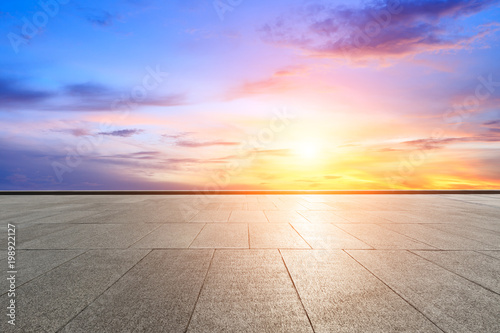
[0,77,54,107]
[260,0,500,59]
[484,120,500,126]
[98,129,144,137]
[162,132,194,140]
[82,9,119,27]
[64,83,111,97]
[402,134,500,150]
[51,128,92,137]
[163,132,239,147]
[102,151,161,159]
[0,142,196,190]
[0,75,187,113]
[44,92,187,112]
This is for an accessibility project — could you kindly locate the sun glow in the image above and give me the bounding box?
[294,140,322,160]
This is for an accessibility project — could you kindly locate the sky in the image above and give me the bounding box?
[1,0,500,190]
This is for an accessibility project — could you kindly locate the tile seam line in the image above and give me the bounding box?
[335,222,436,249]
[409,250,500,296]
[328,223,374,250]
[0,249,89,297]
[55,249,153,333]
[376,223,440,250]
[473,250,500,260]
[460,223,500,235]
[188,223,208,248]
[10,223,74,249]
[443,197,500,209]
[18,224,90,249]
[288,223,313,249]
[64,224,125,248]
[296,210,313,223]
[415,222,500,247]
[343,249,446,333]
[278,249,316,333]
[423,223,500,248]
[126,223,163,249]
[413,219,500,236]
[183,249,216,333]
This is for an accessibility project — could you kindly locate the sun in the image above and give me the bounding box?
[295,140,321,160]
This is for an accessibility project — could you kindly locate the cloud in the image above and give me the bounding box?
[226,77,290,101]
[324,175,342,179]
[377,147,403,152]
[0,139,213,190]
[273,65,309,77]
[84,10,119,27]
[102,151,161,159]
[162,132,239,147]
[71,128,91,137]
[101,152,227,166]
[64,83,111,97]
[238,78,290,95]
[295,178,318,182]
[162,132,194,140]
[0,144,194,190]
[137,93,187,107]
[483,119,500,133]
[11,80,187,112]
[402,134,500,150]
[225,66,308,100]
[165,157,202,164]
[0,77,54,107]
[0,74,188,113]
[403,137,458,150]
[175,140,240,147]
[484,120,500,126]
[338,143,361,148]
[6,173,29,184]
[260,0,500,60]
[255,149,291,156]
[98,129,144,137]
[50,92,186,112]
[100,151,212,164]
[0,142,62,190]
[95,151,221,172]
[50,128,92,137]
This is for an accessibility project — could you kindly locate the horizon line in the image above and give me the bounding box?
[1,190,500,195]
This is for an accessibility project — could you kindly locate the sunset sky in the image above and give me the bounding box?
[1,0,500,190]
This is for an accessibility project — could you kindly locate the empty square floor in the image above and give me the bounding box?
[1,194,500,332]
